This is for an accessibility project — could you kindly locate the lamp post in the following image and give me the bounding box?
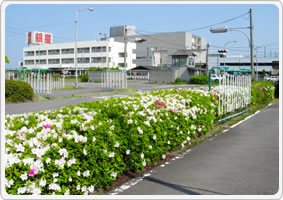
[210,8,254,80]
[223,41,237,66]
[75,8,94,88]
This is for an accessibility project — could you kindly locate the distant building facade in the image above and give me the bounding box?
[23,38,136,73]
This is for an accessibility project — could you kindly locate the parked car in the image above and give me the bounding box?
[264,76,271,81]
[269,76,279,82]
[211,74,221,81]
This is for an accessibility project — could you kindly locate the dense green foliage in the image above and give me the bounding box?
[78,73,88,82]
[190,75,209,84]
[5,88,218,194]
[174,78,188,84]
[5,80,34,103]
[251,81,275,105]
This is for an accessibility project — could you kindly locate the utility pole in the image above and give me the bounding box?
[206,43,210,75]
[249,8,255,80]
[124,25,128,69]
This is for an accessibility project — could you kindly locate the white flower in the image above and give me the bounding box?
[83,148,87,156]
[58,148,68,158]
[64,189,70,195]
[39,179,46,187]
[110,172,117,178]
[187,136,191,141]
[153,135,156,140]
[83,170,90,177]
[126,149,131,155]
[137,127,143,134]
[127,119,133,124]
[109,152,115,158]
[76,185,81,191]
[92,136,96,142]
[53,173,59,178]
[90,125,95,131]
[149,145,152,150]
[103,149,107,153]
[187,131,190,135]
[67,157,76,167]
[141,152,144,159]
[198,128,202,132]
[46,158,51,164]
[81,186,87,193]
[142,161,146,167]
[20,173,28,181]
[88,185,95,193]
[58,138,63,143]
[49,183,61,191]
[110,125,115,130]
[68,177,72,182]
[144,121,150,126]
[167,141,170,144]
[77,170,81,176]
[17,187,26,194]
[180,131,183,134]
[114,142,120,148]
[162,154,166,159]
[15,143,25,152]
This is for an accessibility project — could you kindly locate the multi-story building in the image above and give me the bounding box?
[23,38,136,73]
[110,25,207,68]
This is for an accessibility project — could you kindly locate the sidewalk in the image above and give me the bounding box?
[111,104,279,195]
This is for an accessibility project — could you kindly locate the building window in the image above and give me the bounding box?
[78,57,90,63]
[48,49,60,55]
[91,57,101,63]
[78,47,90,53]
[61,58,74,64]
[188,57,195,66]
[108,57,111,63]
[62,48,74,54]
[24,60,34,65]
[119,53,125,58]
[24,51,34,56]
[91,46,107,53]
[172,56,187,66]
[36,50,47,56]
[36,59,47,64]
[48,59,60,64]
[108,47,111,52]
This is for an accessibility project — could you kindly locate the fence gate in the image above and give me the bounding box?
[5,69,64,96]
[209,67,252,118]
[101,70,127,89]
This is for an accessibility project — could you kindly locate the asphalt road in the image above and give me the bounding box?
[5,81,200,115]
[112,104,279,195]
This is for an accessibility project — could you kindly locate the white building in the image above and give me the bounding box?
[23,38,136,73]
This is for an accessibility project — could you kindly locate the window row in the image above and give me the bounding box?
[24,57,111,65]
[24,47,112,56]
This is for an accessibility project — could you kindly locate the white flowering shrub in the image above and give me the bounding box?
[5,88,218,195]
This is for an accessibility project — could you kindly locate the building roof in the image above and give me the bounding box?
[170,49,197,56]
[128,66,163,71]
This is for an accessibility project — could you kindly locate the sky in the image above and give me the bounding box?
[4,3,280,67]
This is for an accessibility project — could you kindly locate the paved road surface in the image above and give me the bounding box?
[5,81,201,115]
[112,104,279,195]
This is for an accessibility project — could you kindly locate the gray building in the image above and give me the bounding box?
[110,25,207,68]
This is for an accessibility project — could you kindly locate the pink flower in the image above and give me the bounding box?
[196,133,200,137]
[172,109,176,112]
[28,169,37,177]
[161,102,166,108]
[44,124,51,129]
[198,125,201,128]
[213,92,217,99]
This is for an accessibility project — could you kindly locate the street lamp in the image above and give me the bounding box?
[209,8,254,80]
[74,8,94,88]
[223,40,237,66]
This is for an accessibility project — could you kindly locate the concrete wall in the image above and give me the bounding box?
[88,71,102,81]
[149,67,190,83]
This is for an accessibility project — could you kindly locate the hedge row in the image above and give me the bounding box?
[5,80,34,103]
[5,88,218,195]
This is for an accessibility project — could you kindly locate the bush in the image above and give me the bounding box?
[52,73,62,78]
[5,80,34,103]
[174,78,187,84]
[190,75,209,84]
[78,73,88,82]
[5,88,218,195]
[251,81,275,105]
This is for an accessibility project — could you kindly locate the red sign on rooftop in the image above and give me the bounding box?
[27,31,53,45]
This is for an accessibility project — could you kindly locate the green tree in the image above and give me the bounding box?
[5,55,9,63]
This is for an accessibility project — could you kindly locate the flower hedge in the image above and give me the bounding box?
[5,88,218,195]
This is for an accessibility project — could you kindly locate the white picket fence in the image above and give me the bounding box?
[213,74,251,116]
[101,70,127,89]
[6,71,64,95]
